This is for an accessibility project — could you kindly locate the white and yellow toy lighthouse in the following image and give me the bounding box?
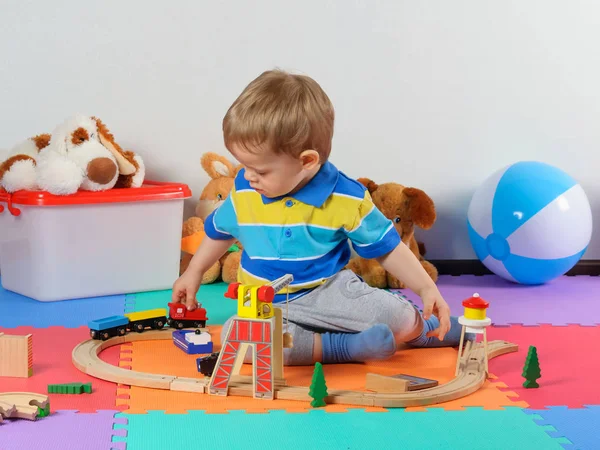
[455,293,491,376]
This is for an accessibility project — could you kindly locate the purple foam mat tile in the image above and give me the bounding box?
[0,410,126,450]
[399,274,600,326]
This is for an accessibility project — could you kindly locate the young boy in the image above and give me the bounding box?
[173,69,473,365]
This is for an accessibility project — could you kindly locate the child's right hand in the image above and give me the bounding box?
[172,270,202,311]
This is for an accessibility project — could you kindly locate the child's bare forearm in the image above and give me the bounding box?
[187,236,236,276]
[376,242,438,296]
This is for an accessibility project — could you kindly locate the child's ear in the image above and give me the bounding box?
[300,149,320,170]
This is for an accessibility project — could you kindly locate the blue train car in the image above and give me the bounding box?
[88,315,129,340]
[173,330,213,354]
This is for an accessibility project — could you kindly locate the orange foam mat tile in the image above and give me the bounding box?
[122,325,526,413]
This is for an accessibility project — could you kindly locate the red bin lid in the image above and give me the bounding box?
[1,180,192,207]
[462,293,489,309]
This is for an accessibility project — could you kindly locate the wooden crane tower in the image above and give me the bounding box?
[208,274,293,400]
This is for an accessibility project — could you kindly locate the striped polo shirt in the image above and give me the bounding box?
[204,161,401,303]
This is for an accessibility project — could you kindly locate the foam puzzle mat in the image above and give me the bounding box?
[1,274,599,449]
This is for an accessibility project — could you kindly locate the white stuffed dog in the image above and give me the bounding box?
[0,115,145,195]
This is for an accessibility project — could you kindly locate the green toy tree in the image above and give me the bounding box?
[522,345,541,388]
[309,362,328,407]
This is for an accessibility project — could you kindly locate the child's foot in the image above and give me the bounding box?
[321,324,397,364]
[406,315,475,348]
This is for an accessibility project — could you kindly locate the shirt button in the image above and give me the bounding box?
[285,199,293,207]
[285,229,292,238]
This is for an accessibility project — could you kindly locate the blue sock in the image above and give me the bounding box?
[406,315,475,348]
[321,324,397,364]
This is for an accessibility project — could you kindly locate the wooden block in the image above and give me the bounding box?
[365,373,409,393]
[0,334,33,378]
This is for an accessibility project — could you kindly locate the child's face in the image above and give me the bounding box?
[230,143,318,199]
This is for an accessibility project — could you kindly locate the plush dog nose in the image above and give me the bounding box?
[87,157,117,185]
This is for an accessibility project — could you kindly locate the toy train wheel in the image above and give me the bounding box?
[134,323,144,333]
[175,321,184,329]
[118,327,126,336]
[193,321,206,328]
[101,332,110,341]
[90,330,97,339]
[153,319,165,329]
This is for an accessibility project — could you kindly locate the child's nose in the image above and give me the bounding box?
[244,170,257,182]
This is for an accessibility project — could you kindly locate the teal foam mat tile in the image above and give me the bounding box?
[117,407,567,450]
[126,282,236,324]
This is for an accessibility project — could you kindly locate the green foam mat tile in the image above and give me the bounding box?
[127,283,236,325]
[117,407,567,449]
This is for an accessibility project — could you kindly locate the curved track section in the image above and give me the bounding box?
[72,329,517,408]
[0,392,50,420]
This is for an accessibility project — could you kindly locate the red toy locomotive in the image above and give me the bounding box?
[167,302,208,329]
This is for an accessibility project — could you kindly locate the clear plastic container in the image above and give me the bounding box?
[0,181,191,301]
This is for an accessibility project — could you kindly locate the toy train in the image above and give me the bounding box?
[197,352,220,377]
[88,302,209,341]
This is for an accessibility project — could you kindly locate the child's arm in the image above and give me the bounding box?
[172,235,236,310]
[376,242,451,340]
[173,172,242,309]
[346,185,451,339]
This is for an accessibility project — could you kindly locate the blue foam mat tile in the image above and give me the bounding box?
[117,407,567,450]
[0,278,127,328]
[524,406,600,449]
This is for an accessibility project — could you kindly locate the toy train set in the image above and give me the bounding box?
[88,302,209,340]
[76,277,520,410]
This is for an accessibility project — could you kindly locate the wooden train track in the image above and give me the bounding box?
[0,392,50,421]
[72,329,518,408]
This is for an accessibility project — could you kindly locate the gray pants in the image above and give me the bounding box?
[221,270,424,365]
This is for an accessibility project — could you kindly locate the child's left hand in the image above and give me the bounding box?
[420,287,451,341]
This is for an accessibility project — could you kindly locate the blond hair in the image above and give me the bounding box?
[223,70,335,161]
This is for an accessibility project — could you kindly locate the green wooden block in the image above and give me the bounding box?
[48,382,92,394]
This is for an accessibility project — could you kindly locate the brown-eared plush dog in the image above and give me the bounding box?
[0,115,144,194]
[180,152,242,284]
[346,178,438,288]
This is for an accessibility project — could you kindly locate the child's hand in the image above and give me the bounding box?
[172,270,202,311]
[420,287,451,341]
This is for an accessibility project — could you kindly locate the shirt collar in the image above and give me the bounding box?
[261,161,339,207]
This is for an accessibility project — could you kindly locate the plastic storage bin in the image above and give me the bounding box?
[0,181,191,301]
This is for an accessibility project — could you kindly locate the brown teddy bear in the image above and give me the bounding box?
[180,152,243,284]
[346,178,438,289]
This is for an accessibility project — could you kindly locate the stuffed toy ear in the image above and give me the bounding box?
[357,177,379,194]
[404,187,436,229]
[93,117,136,176]
[201,152,236,179]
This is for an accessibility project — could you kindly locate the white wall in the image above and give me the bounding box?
[1,0,599,259]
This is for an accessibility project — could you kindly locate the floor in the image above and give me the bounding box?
[0,275,598,449]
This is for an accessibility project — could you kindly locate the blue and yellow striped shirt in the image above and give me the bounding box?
[204,161,400,303]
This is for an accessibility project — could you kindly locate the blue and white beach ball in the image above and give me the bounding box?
[467,161,592,285]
